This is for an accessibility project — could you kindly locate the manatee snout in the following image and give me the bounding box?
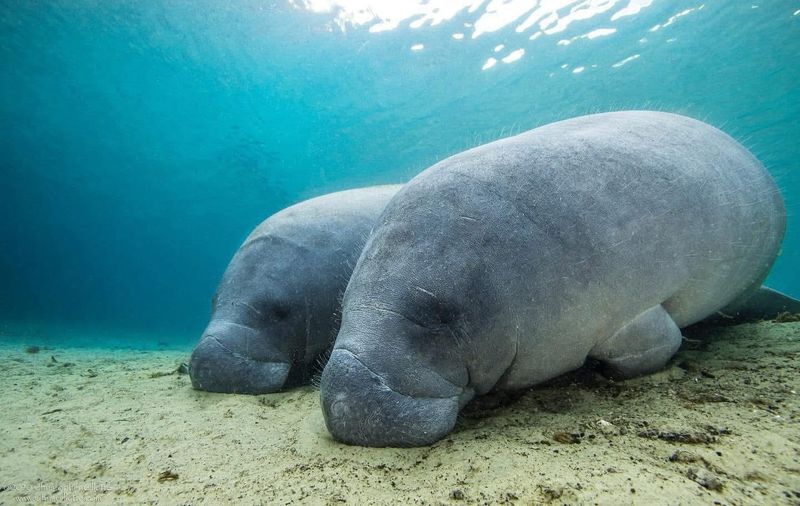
[189,321,291,394]
[320,348,461,447]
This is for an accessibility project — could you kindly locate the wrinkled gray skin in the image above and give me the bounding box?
[321,111,792,447]
[190,185,401,394]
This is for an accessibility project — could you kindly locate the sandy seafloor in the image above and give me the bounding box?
[0,320,798,505]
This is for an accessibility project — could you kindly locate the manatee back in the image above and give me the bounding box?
[246,185,403,250]
[400,111,785,328]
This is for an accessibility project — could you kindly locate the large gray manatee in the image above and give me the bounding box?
[190,185,401,394]
[320,111,800,447]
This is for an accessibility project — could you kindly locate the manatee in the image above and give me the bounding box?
[320,111,799,447]
[189,185,401,394]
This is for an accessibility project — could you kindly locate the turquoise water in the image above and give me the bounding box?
[1,1,798,346]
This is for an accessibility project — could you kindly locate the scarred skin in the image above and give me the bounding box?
[320,111,789,447]
[189,185,401,394]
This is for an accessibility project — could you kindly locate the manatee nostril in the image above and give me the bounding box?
[329,396,350,420]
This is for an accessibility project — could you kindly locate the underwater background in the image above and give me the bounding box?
[1,0,798,347]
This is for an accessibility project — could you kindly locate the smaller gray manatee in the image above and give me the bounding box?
[189,185,401,394]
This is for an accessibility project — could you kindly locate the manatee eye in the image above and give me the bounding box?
[270,303,291,320]
[431,299,459,326]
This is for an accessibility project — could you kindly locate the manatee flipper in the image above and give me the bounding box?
[712,286,800,323]
[590,305,683,379]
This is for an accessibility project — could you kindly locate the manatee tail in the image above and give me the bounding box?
[713,286,800,323]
